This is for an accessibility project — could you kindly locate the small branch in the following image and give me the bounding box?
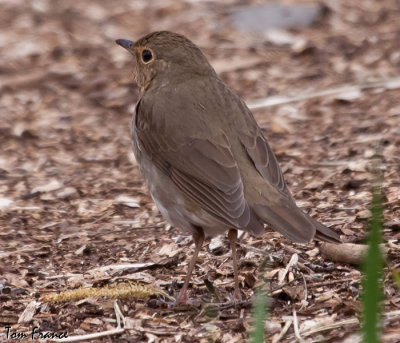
[320,242,387,265]
[272,320,292,343]
[278,253,298,285]
[299,273,308,311]
[247,76,400,110]
[301,318,359,337]
[292,309,305,343]
[52,301,125,342]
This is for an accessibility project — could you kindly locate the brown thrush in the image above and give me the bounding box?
[116,31,340,303]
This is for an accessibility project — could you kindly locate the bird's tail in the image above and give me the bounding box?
[309,215,341,243]
[252,202,341,244]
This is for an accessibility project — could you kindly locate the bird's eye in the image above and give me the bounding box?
[142,49,153,63]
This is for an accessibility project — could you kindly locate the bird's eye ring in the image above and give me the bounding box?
[142,49,153,63]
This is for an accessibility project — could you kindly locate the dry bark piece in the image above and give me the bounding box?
[320,242,387,265]
[18,301,40,323]
[357,209,372,219]
[0,197,13,210]
[384,220,400,231]
[282,284,305,300]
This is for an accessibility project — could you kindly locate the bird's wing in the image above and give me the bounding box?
[237,103,340,243]
[239,129,291,198]
[134,93,262,233]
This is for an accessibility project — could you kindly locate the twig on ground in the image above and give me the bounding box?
[292,309,305,343]
[278,254,298,285]
[299,273,308,311]
[272,319,292,343]
[300,318,359,337]
[52,300,125,342]
[320,242,387,265]
[247,76,400,110]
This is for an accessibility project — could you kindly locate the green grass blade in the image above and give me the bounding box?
[249,255,271,343]
[361,187,384,343]
[249,288,268,343]
[393,271,400,290]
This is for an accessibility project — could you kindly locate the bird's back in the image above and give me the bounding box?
[210,78,341,243]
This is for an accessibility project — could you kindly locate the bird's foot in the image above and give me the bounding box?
[159,290,201,309]
[232,288,242,303]
[174,289,188,305]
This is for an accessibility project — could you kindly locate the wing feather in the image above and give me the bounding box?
[134,95,262,232]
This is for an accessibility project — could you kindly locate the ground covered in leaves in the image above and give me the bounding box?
[1,0,400,342]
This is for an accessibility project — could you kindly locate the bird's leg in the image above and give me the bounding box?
[175,227,205,304]
[228,229,242,301]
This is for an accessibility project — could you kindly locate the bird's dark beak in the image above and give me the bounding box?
[115,39,134,51]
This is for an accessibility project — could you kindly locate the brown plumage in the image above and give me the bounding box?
[116,31,341,303]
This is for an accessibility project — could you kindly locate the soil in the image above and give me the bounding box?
[0,0,399,342]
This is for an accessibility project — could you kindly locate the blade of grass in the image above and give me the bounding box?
[249,255,272,343]
[249,288,268,343]
[361,185,384,343]
[393,271,400,290]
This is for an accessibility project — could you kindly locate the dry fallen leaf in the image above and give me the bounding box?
[18,300,40,324]
[157,243,179,257]
[0,197,13,210]
[31,179,63,193]
[4,273,30,289]
[115,195,141,208]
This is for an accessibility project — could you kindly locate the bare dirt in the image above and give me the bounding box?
[0,0,399,342]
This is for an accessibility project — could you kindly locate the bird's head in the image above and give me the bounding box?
[116,31,215,91]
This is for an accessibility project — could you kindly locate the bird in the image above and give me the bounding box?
[115,31,341,304]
